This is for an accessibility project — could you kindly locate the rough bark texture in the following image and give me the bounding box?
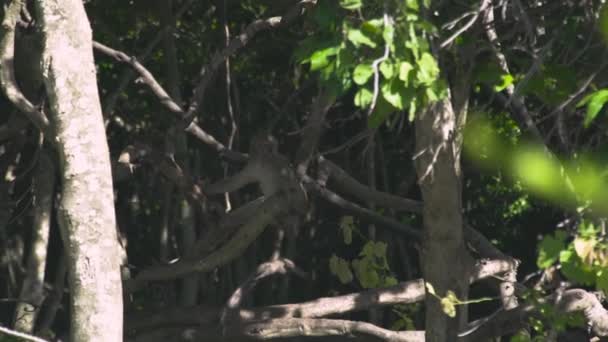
[13,152,54,333]
[414,95,471,342]
[36,0,123,340]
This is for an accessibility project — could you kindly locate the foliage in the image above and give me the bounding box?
[296,0,445,128]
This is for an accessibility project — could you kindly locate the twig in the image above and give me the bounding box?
[0,0,50,133]
[0,325,48,342]
[440,0,492,49]
[367,13,391,117]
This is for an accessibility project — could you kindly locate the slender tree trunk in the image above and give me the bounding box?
[36,1,123,340]
[13,152,54,334]
[414,94,472,342]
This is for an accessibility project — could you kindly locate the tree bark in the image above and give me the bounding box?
[414,94,472,342]
[36,0,123,340]
[13,152,54,334]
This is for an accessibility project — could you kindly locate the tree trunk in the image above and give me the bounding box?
[36,0,123,340]
[414,94,472,342]
[13,152,54,334]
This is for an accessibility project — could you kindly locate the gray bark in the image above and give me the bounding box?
[13,152,54,334]
[36,0,123,340]
[414,95,473,342]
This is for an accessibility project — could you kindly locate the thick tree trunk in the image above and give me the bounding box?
[415,94,472,342]
[36,0,123,340]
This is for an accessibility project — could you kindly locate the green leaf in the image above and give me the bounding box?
[308,46,340,71]
[354,87,373,108]
[353,64,373,85]
[576,89,608,127]
[406,0,419,10]
[408,96,417,121]
[416,52,440,85]
[399,62,414,84]
[510,331,532,342]
[313,1,339,31]
[494,74,514,92]
[352,258,380,288]
[339,0,362,10]
[329,255,354,284]
[383,23,395,45]
[537,231,566,269]
[596,269,608,293]
[293,37,340,63]
[361,241,376,258]
[361,19,383,34]
[347,28,377,48]
[381,79,408,110]
[373,241,387,258]
[340,216,354,245]
[385,276,398,286]
[367,96,394,128]
[560,249,596,285]
[379,62,395,79]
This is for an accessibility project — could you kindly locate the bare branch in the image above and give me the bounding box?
[0,0,50,133]
[440,0,492,49]
[184,0,318,122]
[0,325,48,342]
[127,194,288,290]
[222,258,306,324]
[461,289,608,340]
[226,318,425,341]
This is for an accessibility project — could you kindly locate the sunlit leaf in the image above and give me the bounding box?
[416,52,440,85]
[399,62,414,84]
[308,46,340,71]
[354,87,373,108]
[573,237,596,263]
[383,23,395,45]
[560,249,596,285]
[440,297,456,317]
[381,79,406,109]
[576,89,608,127]
[425,282,436,296]
[339,0,362,10]
[537,231,566,269]
[347,28,377,48]
[379,62,395,79]
[353,64,373,85]
[494,74,514,92]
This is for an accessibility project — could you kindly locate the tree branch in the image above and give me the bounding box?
[0,0,50,134]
